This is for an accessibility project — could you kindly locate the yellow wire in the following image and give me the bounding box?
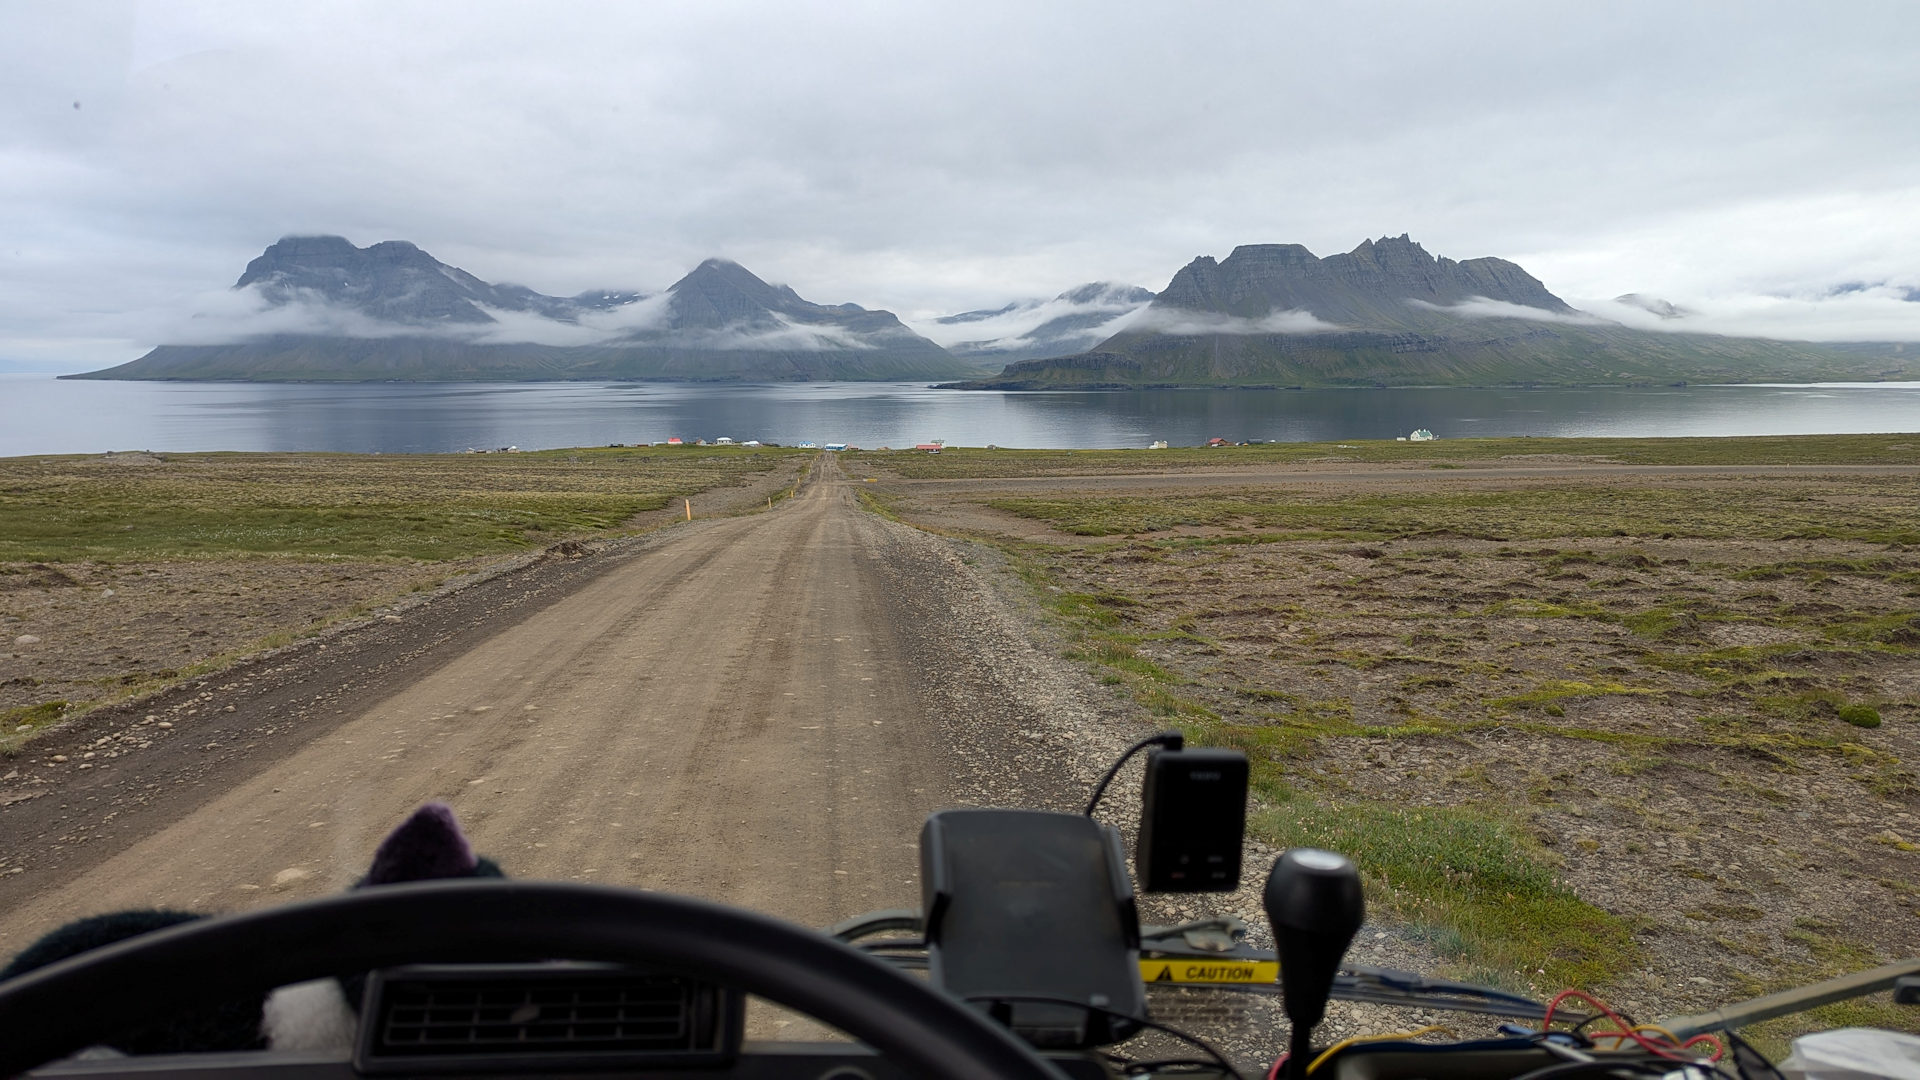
[1305,1025,1456,1075]
[1589,1023,1685,1049]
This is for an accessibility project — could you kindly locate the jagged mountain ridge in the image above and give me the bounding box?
[643,258,937,351]
[1154,235,1569,325]
[72,238,976,383]
[951,235,1920,389]
[69,233,1920,386]
[234,235,641,324]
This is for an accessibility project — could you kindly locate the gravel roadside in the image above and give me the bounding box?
[863,510,1482,1075]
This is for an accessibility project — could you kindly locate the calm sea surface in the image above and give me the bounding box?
[2,376,1918,456]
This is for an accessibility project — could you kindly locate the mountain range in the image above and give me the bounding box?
[73,237,976,382]
[232,235,644,324]
[950,236,1920,389]
[68,234,1920,386]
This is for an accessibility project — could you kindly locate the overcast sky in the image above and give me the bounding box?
[4,0,1919,370]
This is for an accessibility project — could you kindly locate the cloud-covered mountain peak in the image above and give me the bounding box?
[234,234,638,325]
[1055,282,1157,306]
[666,257,791,328]
[659,259,892,333]
[954,235,1920,390]
[75,239,970,383]
[1157,235,1574,322]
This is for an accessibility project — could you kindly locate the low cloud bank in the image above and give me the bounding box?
[911,284,1151,350]
[136,284,675,346]
[1574,286,1920,342]
[1124,307,1344,336]
[1406,297,1609,325]
[120,287,891,352]
[1407,291,1920,342]
[944,309,1142,353]
[668,315,882,352]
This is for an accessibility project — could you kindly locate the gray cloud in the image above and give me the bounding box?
[4,1,1919,370]
[1123,308,1345,337]
[1406,298,1610,326]
[661,316,884,353]
[63,282,676,350]
[1578,288,1920,342]
[125,284,891,352]
[1411,290,1920,342]
[911,286,1149,350]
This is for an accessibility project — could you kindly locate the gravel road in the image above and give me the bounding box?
[0,456,1136,945]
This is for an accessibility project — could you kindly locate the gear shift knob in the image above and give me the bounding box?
[1263,849,1364,1080]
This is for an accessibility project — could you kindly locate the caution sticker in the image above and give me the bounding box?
[1139,959,1279,985]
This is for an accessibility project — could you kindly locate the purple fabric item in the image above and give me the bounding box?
[360,803,479,886]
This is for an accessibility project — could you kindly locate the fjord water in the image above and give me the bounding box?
[2,376,1918,456]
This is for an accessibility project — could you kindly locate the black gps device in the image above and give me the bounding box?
[920,809,1145,1049]
[1135,747,1248,892]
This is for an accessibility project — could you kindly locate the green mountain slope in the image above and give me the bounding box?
[948,237,1920,389]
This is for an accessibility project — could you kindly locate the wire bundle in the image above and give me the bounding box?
[1263,1024,1457,1078]
[1545,989,1726,1063]
[1261,988,1731,1080]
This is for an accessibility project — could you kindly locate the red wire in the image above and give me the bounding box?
[1683,1034,1728,1060]
[1542,988,1725,1063]
[1266,988,1726,1078]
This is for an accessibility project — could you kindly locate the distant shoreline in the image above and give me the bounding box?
[5,379,1919,458]
[21,369,1920,392]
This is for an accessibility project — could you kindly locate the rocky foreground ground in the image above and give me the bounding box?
[4,446,1917,1067]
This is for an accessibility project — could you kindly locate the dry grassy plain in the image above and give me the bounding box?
[0,447,807,751]
[851,435,1920,1048]
[4,434,1916,1051]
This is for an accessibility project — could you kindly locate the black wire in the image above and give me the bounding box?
[1567,1013,1607,1038]
[962,992,1245,1080]
[1569,1006,1637,1037]
[1085,730,1185,817]
[1722,1031,1787,1080]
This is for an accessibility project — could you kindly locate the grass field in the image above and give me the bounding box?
[0,446,801,563]
[862,441,1920,1030]
[0,446,803,750]
[850,432,1920,478]
[984,482,1920,544]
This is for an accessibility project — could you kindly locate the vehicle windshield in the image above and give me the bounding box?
[2,3,1917,1077]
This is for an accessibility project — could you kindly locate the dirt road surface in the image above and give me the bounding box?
[0,457,1097,952]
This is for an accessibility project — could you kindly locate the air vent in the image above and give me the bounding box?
[353,963,741,1073]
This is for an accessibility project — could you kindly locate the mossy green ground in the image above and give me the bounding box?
[1,447,800,750]
[0,446,801,563]
[852,433,1920,478]
[983,484,1920,544]
[862,437,1920,1039]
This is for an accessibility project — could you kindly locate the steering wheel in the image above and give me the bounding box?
[0,880,1068,1080]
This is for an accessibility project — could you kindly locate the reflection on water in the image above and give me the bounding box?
[3,376,1918,455]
